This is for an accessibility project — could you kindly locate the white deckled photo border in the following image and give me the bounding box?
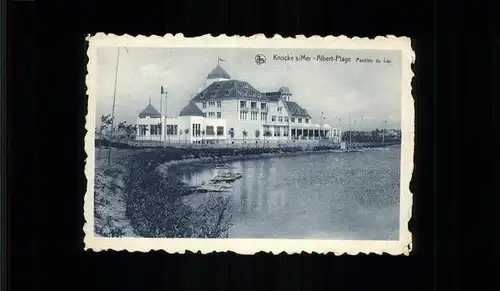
[84,33,415,255]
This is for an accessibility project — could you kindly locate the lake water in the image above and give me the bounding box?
[181,146,401,240]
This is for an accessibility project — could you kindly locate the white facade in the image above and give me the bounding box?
[135,62,342,146]
[135,115,227,145]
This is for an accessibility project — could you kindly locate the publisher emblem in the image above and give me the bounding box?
[255,54,266,65]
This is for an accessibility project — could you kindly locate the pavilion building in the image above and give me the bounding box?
[135,61,341,146]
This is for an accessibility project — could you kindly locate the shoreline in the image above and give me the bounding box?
[158,142,401,173]
[93,141,400,238]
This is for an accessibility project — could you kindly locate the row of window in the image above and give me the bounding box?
[239,101,267,110]
[138,124,224,136]
[202,101,222,108]
[239,112,263,120]
[238,112,309,124]
[203,112,222,118]
[139,124,177,136]
[202,101,296,114]
[191,123,225,136]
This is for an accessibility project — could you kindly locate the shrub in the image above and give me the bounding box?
[124,150,233,238]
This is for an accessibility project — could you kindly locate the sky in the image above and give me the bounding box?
[94,47,402,131]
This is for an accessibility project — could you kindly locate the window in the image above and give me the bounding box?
[251,112,258,120]
[206,126,214,135]
[166,125,178,135]
[239,111,248,120]
[209,101,215,107]
[217,101,222,107]
[271,116,276,122]
[208,112,215,118]
[224,90,230,96]
[284,128,289,136]
[217,112,221,119]
[284,117,289,123]
[305,119,309,124]
[298,118,303,123]
[203,113,207,118]
[210,92,215,97]
[150,124,161,135]
[202,102,207,108]
[240,101,247,108]
[278,116,283,122]
[216,126,224,136]
[261,112,267,121]
[261,102,267,109]
[192,124,201,136]
[274,126,280,137]
[139,125,148,136]
[277,107,283,113]
[291,117,295,123]
[251,102,257,109]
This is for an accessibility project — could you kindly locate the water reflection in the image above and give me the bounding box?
[180,146,401,240]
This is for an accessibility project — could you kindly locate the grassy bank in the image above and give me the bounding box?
[123,149,235,238]
[93,156,137,237]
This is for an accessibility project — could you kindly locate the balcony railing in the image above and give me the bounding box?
[260,107,268,112]
[240,106,249,111]
[250,107,259,112]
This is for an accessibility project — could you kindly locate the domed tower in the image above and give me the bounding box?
[205,58,231,87]
[279,86,292,101]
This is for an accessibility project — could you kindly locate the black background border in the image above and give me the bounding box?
[4,0,496,290]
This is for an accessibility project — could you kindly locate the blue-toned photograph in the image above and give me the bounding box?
[91,46,403,242]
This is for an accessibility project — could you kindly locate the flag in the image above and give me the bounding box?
[124,47,129,54]
[218,57,225,62]
[384,120,387,124]
[161,86,164,94]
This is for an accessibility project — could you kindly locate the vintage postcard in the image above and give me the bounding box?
[84,34,415,255]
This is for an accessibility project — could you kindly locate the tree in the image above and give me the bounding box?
[112,121,138,143]
[184,129,189,146]
[201,130,205,145]
[179,130,183,145]
[255,129,260,139]
[98,114,113,160]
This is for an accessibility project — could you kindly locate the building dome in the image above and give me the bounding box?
[207,64,231,80]
[279,86,290,94]
[138,103,161,118]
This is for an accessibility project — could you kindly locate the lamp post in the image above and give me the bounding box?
[337,117,342,143]
[107,47,121,166]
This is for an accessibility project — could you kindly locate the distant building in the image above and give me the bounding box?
[135,61,341,145]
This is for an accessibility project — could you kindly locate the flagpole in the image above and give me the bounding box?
[349,116,352,151]
[382,120,386,143]
[320,112,323,139]
[107,47,120,166]
[337,117,342,143]
[165,91,169,146]
[159,88,163,147]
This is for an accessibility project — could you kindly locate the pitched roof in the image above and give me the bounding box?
[138,104,161,118]
[264,91,282,102]
[191,80,266,102]
[207,65,231,80]
[285,101,311,118]
[179,102,204,117]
